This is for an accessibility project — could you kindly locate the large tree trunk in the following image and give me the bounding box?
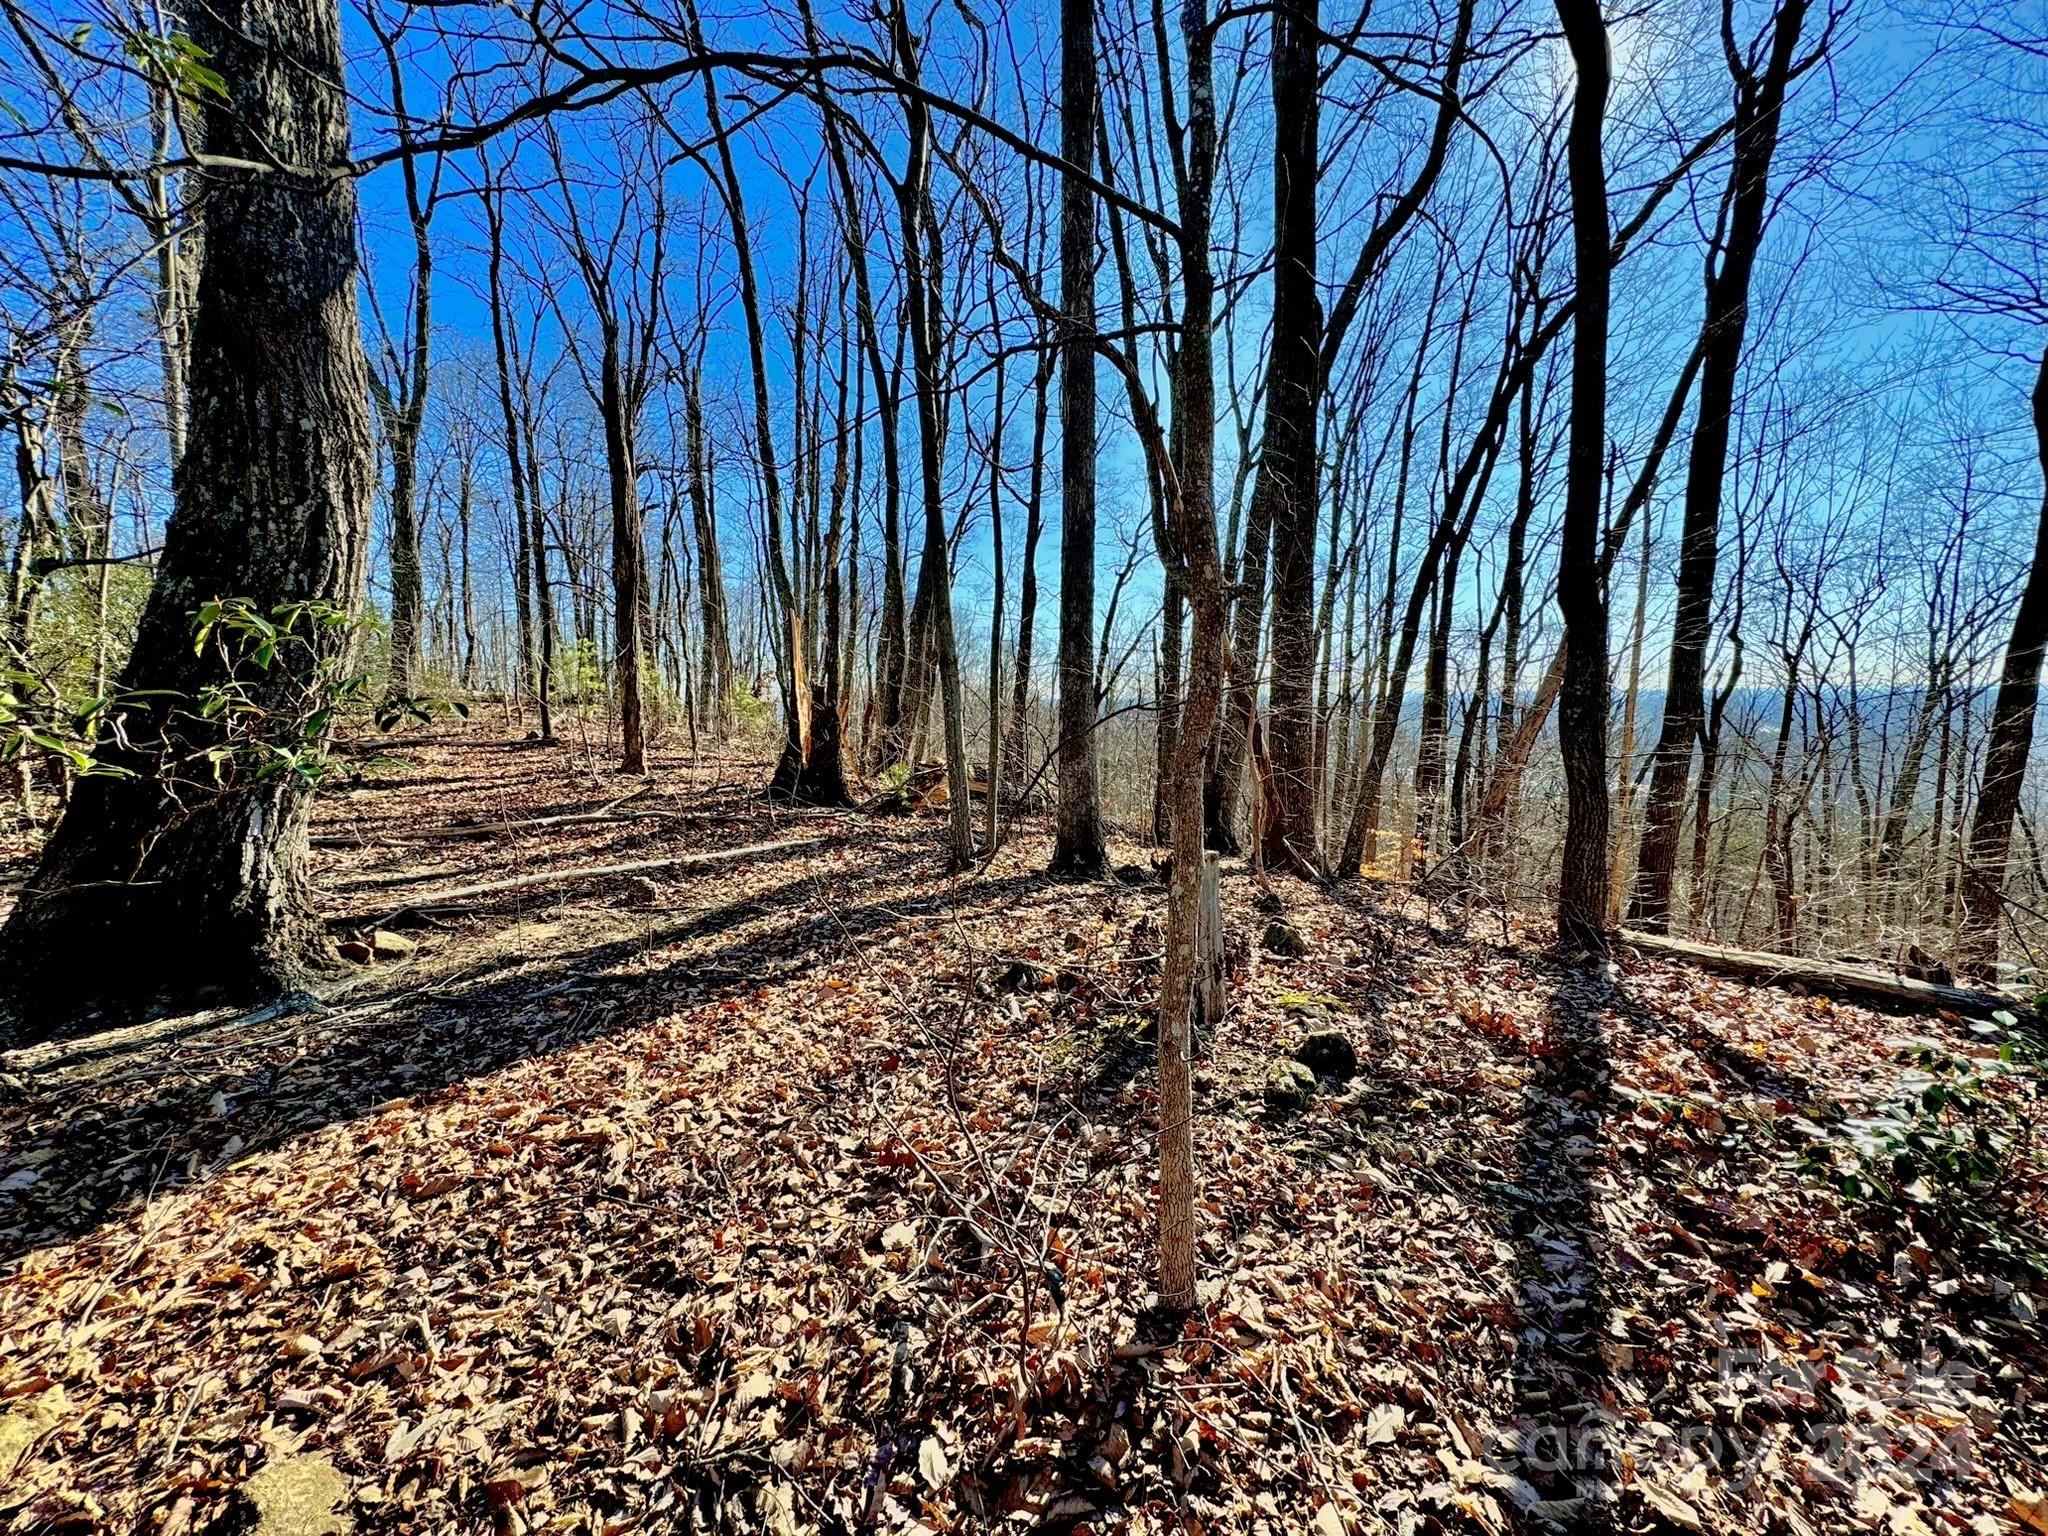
[1256,0,1325,874]
[1957,348,2048,972]
[1051,0,1107,878]
[1629,0,1810,931]
[0,0,373,1034]
[1553,0,1614,954]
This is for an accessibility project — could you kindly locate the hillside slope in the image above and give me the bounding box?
[1,726,2042,1535]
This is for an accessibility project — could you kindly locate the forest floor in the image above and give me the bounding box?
[0,721,2044,1536]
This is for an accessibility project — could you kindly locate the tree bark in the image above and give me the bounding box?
[1957,347,2048,972]
[598,328,648,774]
[1256,0,1325,874]
[369,17,434,702]
[1629,0,1810,931]
[0,0,374,1033]
[684,360,732,735]
[1052,0,1107,877]
[1553,0,1614,954]
[1155,0,1223,1313]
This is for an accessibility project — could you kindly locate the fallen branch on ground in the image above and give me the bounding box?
[315,783,666,847]
[1619,929,2027,1018]
[352,835,829,924]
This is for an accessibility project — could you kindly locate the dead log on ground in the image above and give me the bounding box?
[353,835,828,923]
[1619,929,2028,1018]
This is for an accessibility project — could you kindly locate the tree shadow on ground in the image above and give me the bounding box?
[1486,962,1620,1531]
[0,841,1059,1265]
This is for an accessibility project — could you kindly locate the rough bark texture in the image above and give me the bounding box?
[1553,0,1614,954]
[1256,0,1325,874]
[1052,0,1107,878]
[1957,348,2048,972]
[0,0,373,1035]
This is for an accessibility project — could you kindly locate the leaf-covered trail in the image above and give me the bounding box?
[1,726,2042,1535]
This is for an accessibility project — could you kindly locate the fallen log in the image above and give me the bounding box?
[314,784,665,847]
[352,835,828,924]
[1618,929,2028,1018]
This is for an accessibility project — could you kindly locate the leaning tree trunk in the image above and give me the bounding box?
[0,0,374,1035]
[1629,0,1809,931]
[1552,0,1614,954]
[1957,347,2048,973]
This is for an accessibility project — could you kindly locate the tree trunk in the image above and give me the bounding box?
[0,0,374,1033]
[1004,358,1051,783]
[482,169,552,742]
[1608,475,1650,923]
[599,330,648,775]
[1629,0,1810,931]
[894,7,975,865]
[1155,0,1223,1312]
[691,0,807,796]
[371,39,434,704]
[1553,0,1614,954]
[797,319,854,808]
[685,361,732,736]
[1052,0,1107,877]
[1957,348,2048,972]
[1257,0,1325,874]
[458,458,478,689]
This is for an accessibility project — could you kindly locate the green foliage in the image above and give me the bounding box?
[722,679,778,749]
[556,638,606,704]
[118,28,228,106]
[1799,1028,2046,1272]
[1,597,462,799]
